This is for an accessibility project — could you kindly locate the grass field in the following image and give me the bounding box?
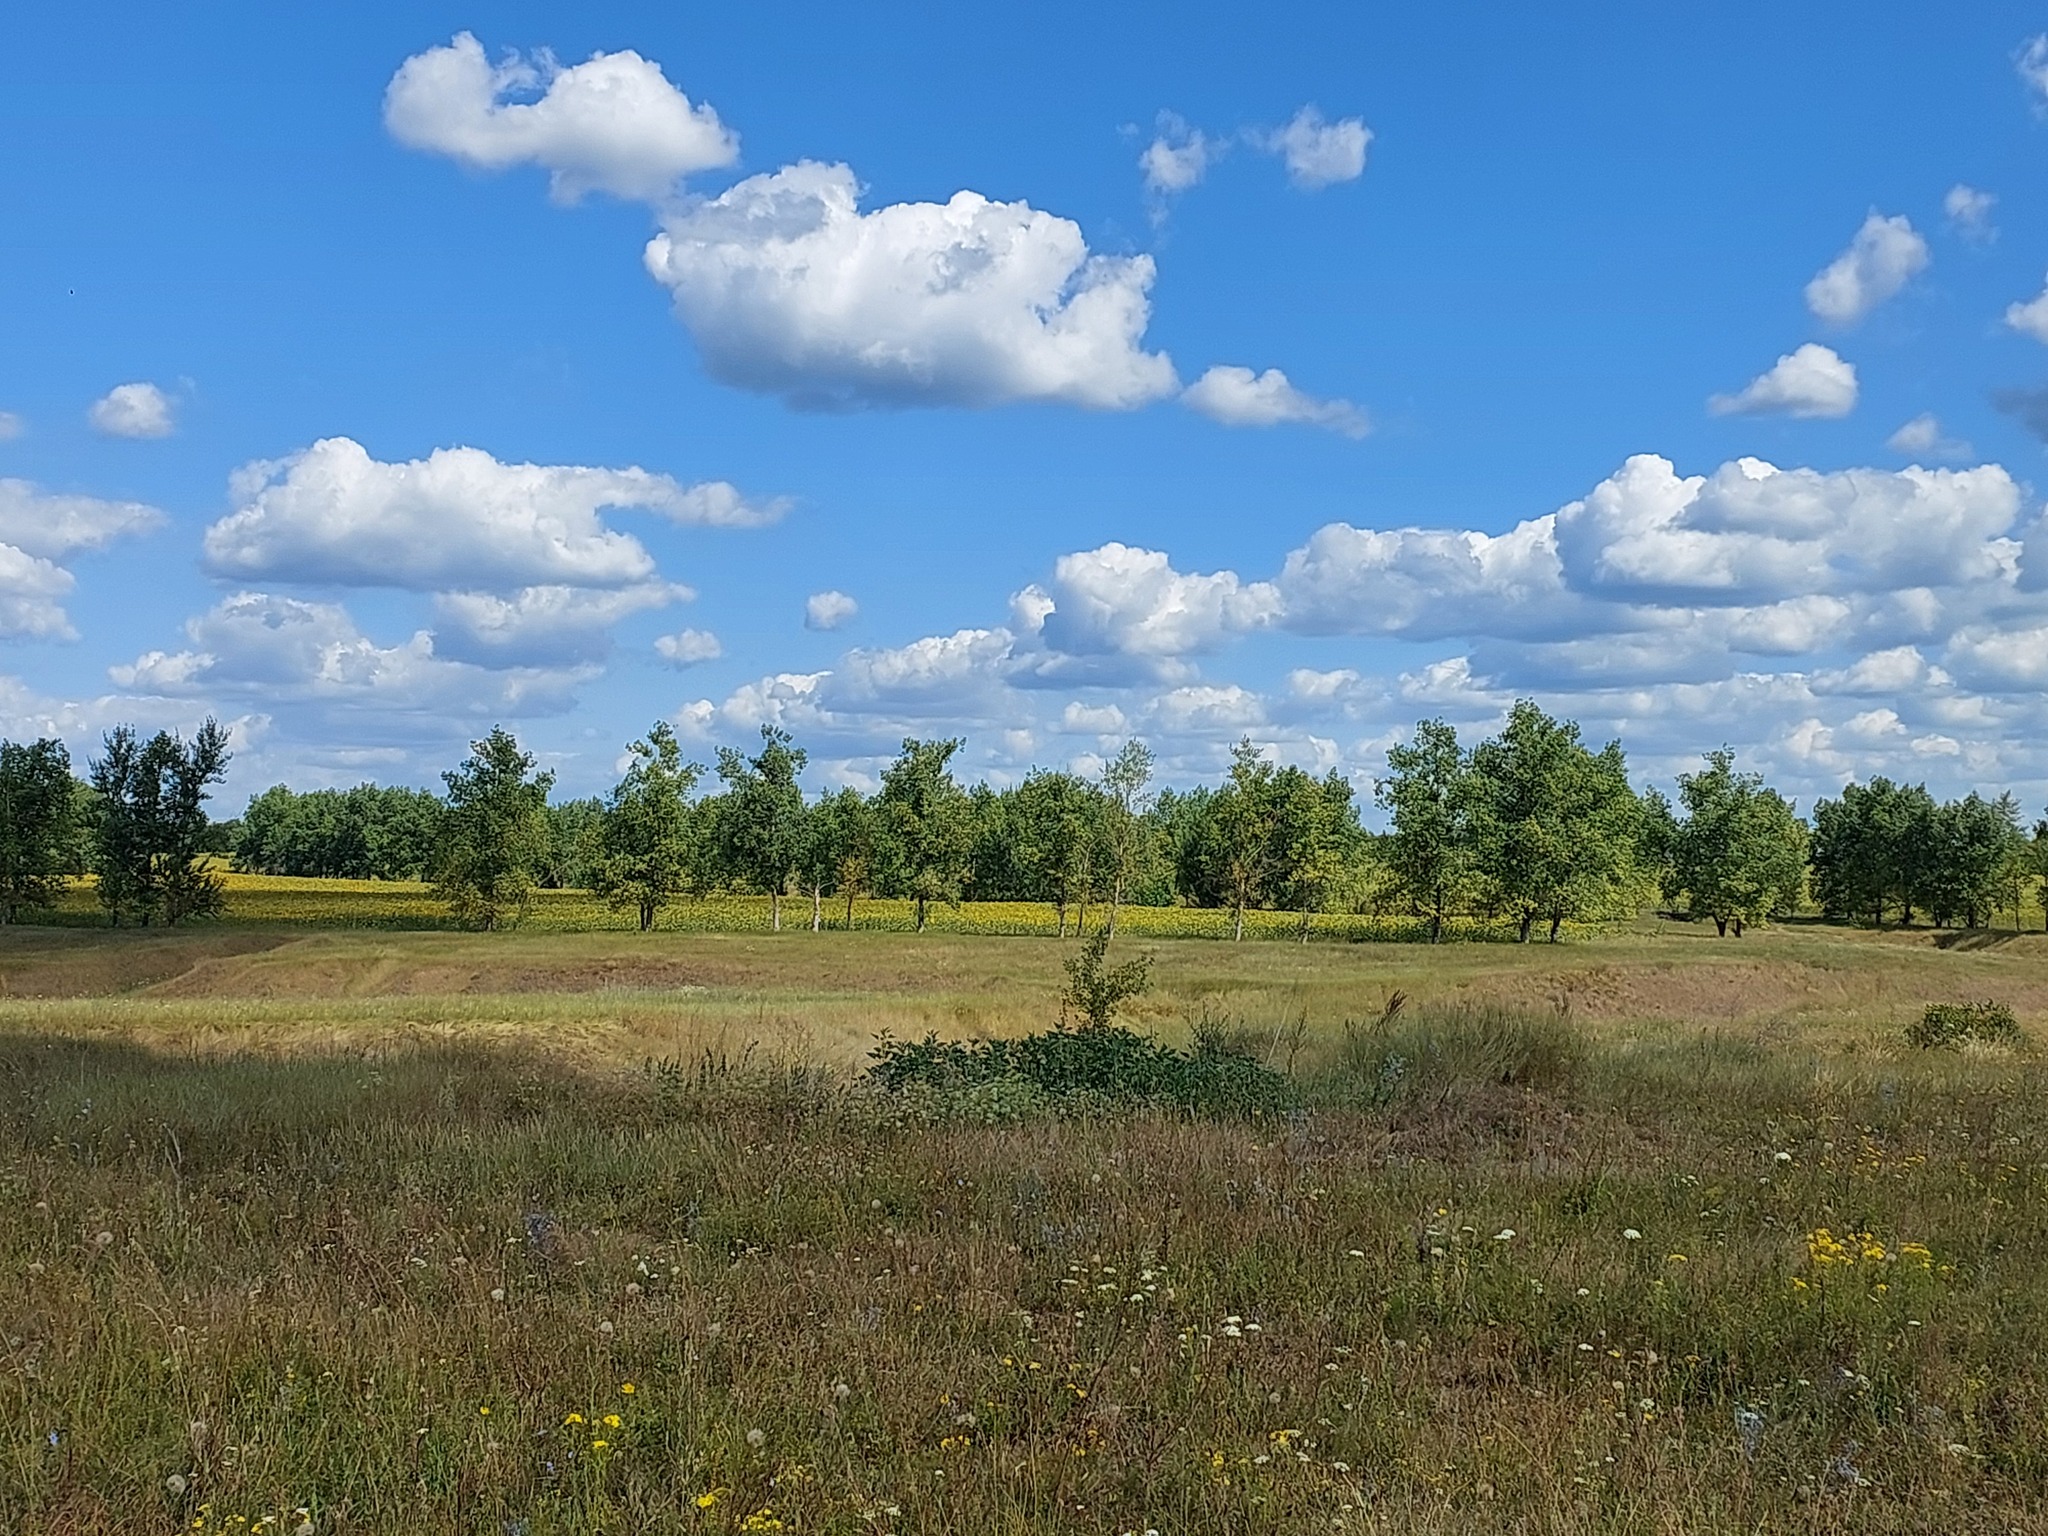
[4,907,2048,1531]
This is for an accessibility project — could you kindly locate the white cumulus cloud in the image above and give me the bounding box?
[89,382,175,439]
[1262,106,1370,189]
[2005,272,2048,344]
[1803,213,1929,324]
[1709,344,1857,419]
[805,590,859,631]
[1181,365,1368,436]
[203,437,764,591]
[655,627,722,666]
[1139,112,1215,198]
[1887,413,1972,462]
[643,161,1180,410]
[1945,184,1996,242]
[0,479,163,639]
[383,31,737,202]
[431,582,684,668]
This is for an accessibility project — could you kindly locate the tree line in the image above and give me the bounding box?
[2,699,2046,938]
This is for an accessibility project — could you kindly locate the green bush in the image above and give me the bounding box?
[1907,1000,2022,1049]
[866,1020,1295,1120]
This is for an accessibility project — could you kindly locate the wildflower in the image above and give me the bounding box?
[603,1414,622,1429]
[746,1427,767,1449]
[1622,1229,1642,1241]
[166,1474,189,1495]
[478,1406,490,1416]
[1493,1229,1516,1242]
[693,1489,726,1509]
[590,1439,610,1451]
[620,1382,636,1395]
[489,1288,506,1303]
[739,1508,784,1532]
[563,1413,584,1426]
[1666,1253,1687,1263]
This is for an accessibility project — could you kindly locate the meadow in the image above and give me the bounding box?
[3,893,2047,1532]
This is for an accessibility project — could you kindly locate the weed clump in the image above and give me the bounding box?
[866,1023,1293,1119]
[1331,991,1583,1106]
[1907,1000,2021,1049]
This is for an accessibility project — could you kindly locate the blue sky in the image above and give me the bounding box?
[6,2,2048,810]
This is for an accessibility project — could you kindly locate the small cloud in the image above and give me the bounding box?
[89,382,175,439]
[1182,365,1368,436]
[2019,34,2048,105]
[1945,184,1997,243]
[1139,111,1215,201]
[1709,344,1858,419]
[1803,212,1929,325]
[0,412,22,441]
[2006,272,2048,344]
[1260,105,1370,189]
[1886,413,1971,462]
[1059,701,1127,735]
[654,627,722,667]
[805,590,858,631]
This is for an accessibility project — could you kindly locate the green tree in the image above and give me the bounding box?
[1214,738,1283,941]
[1669,749,1808,935]
[1012,770,1099,935]
[1810,777,1937,926]
[711,726,809,932]
[1466,701,1642,942]
[875,738,971,932]
[0,738,78,923]
[1922,793,2023,929]
[1376,719,1473,942]
[802,786,878,931]
[89,720,233,927]
[1097,740,1156,936]
[433,727,553,931]
[591,722,701,931]
[1272,767,1358,941]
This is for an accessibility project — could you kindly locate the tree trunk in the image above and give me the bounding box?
[1076,893,1086,938]
[1055,898,1066,938]
[1733,917,1745,937]
[1517,912,1533,943]
[1715,916,1727,937]
[640,899,654,932]
[811,883,822,932]
[1107,879,1122,939]
[1232,901,1245,942]
[1429,906,1442,944]
[1298,906,1311,944]
[771,889,781,933]
[1548,913,1562,943]
[915,895,928,932]
[845,889,856,931]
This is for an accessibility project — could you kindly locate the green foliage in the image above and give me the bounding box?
[1332,993,1584,1106]
[1811,776,1936,925]
[1009,769,1101,932]
[234,782,443,880]
[590,722,701,931]
[88,719,232,927]
[1096,739,1156,931]
[433,726,553,931]
[0,738,78,923]
[1466,700,1644,942]
[1907,1000,2022,1049]
[1060,929,1151,1028]
[1214,738,1283,940]
[1669,748,1808,934]
[797,785,877,930]
[1378,719,1473,941]
[865,1021,1294,1119]
[710,726,809,930]
[874,737,972,931]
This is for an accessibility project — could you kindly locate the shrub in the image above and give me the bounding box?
[866,1021,1294,1120]
[1907,1000,2022,1050]
[1061,930,1151,1029]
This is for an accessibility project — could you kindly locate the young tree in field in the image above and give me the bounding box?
[1096,740,1156,936]
[0,738,79,923]
[591,722,700,931]
[1668,749,1807,935]
[875,737,971,932]
[712,726,809,932]
[803,786,877,931]
[1271,766,1358,941]
[1466,701,1642,942]
[1214,738,1283,941]
[89,720,233,927]
[1013,770,1099,936]
[1376,719,1473,942]
[434,726,554,931]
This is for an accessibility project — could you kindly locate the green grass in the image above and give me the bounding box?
[3,917,2048,1531]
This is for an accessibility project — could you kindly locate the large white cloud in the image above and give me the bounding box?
[0,480,163,639]
[1021,543,1279,666]
[1181,365,1368,436]
[1803,212,1929,325]
[384,32,737,202]
[642,161,1180,410]
[113,592,584,721]
[203,437,776,591]
[1708,344,1857,419]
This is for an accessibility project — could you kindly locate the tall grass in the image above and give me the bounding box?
[3,1009,2045,1532]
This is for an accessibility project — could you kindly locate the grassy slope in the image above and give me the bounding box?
[3,917,2047,1531]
